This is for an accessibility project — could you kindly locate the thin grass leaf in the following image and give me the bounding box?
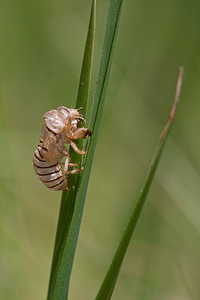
[88,0,123,133]
[95,67,184,300]
[47,0,123,299]
[47,1,95,299]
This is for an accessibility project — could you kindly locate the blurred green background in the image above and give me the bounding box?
[0,0,200,299]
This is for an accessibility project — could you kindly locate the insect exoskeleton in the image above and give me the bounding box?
[33,106,91,191]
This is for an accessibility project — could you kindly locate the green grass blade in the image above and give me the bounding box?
[58,0,123,295]
[71,0,96,168]
[47,1,96,299]
[88,0,123,133]
[95,67,184,300]
[47,0,123,299]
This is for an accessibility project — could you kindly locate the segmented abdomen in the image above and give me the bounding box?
[33,146,67,191]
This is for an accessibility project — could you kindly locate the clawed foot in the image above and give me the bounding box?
[84,129,91,138]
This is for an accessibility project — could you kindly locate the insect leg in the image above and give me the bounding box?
[60,162,79,167]
[70,141,86,155]
[69,162,79,167]
[71,128,91,139]
[66,166,84,174]
[63,154,70,173]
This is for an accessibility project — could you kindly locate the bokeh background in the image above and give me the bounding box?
[0,0,200,299]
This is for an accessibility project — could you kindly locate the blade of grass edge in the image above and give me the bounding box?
[95,67,184,300]
[47,1,95,299]
[47,0,124,299]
